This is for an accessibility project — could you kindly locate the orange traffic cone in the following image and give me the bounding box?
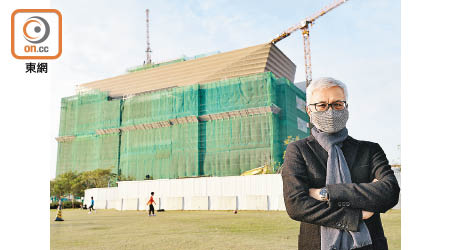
[55,205,64,221]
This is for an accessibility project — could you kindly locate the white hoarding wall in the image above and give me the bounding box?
[84,173,401,211]
[84,187,119,209]
[84,175,284,211]
[189,196,209,210]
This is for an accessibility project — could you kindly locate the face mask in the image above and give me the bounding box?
[310,108,349,133]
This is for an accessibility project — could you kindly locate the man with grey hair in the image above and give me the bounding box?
[282,77,400,250]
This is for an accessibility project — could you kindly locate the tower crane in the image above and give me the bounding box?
[271,0,349,88]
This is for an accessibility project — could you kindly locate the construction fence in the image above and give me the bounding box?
[56,72,309,180]
[84,174,286,211]
[84,173,401,211]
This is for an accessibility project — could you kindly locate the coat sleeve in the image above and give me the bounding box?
[326,143,400,213]
[281,142,362,232]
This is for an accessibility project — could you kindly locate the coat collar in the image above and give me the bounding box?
[305,134,360,172]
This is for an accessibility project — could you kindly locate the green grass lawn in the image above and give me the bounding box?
[51,209,400,250]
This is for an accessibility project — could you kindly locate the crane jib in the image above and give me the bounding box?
[270,0,348,44]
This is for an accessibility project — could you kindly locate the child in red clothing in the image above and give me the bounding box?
[146,192,156,216]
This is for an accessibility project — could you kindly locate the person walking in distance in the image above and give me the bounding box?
[88,196,95,214]
[147,192,156,216]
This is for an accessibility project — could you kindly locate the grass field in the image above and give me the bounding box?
[51,209,400,250]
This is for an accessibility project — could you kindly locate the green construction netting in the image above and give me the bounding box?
[119,122,198,180]
[56,71,309,180]
[58,91,121,137]
[121,84,199,127]
[127,58,187,73]
[127,51,220,73]
[199,73,277,115]
[200,113,280,177]
[276,78,310,141]
[55,133,120,176]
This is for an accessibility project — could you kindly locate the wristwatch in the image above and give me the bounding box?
[319,187,329,201]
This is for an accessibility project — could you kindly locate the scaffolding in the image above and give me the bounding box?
[56,72,309,180]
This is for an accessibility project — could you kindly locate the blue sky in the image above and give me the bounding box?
[50,0,400,178]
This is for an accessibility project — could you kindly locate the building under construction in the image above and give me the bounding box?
[56,43,309,180]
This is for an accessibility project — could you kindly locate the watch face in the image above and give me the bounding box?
[320,188,327,197]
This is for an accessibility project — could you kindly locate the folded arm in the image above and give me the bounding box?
[282,143,362,232]
[326,143,400,213]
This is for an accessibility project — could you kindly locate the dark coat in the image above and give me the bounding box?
[281,134,400,250]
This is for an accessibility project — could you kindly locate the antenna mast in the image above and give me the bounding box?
[145,9,151,65]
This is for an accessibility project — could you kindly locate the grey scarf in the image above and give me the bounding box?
[311,126,372,250]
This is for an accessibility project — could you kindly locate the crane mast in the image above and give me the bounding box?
[302,29,312,88]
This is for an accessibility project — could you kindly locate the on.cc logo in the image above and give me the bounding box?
[11,9,62,60]
[23,16,50,44]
